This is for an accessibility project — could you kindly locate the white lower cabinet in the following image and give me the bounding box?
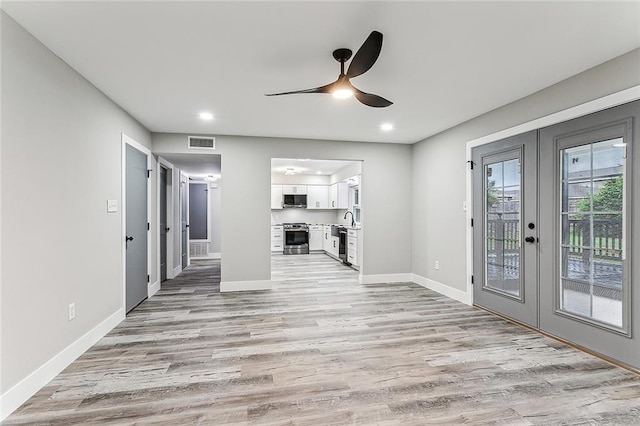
[322,225,332,251]
[329,236,340,258]
[309,225,323,251]
[271,225,283,252]
[347,229,359,268]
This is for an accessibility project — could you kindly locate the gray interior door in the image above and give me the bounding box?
[473,131,538,327]
[125,143,148,313]
[189,183,208,240]
[180,179,188,269]
[159,166,167,282]
[538,100,639,370]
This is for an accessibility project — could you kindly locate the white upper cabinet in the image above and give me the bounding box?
[307,185,329,209]
[282,185,307,195]
[329,182,349,209]
[271,185,283,209]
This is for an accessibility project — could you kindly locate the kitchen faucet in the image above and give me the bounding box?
[344,211,355,227]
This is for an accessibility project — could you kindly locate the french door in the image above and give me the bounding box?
[472,131,538,328]
[473,100,639,370]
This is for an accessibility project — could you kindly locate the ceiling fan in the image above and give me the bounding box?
[265,31,393,108]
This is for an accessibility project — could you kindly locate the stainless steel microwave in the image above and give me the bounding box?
[283,194,307,208]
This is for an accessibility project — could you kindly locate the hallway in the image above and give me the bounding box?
[4,255,640,425]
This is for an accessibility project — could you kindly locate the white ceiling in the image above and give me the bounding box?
[157,153,221,178]
[2,1,639,144]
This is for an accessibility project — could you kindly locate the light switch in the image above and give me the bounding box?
[107,200,118,213]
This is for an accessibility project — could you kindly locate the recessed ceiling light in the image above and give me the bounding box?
[380,123,394,131]
[199,112,214,120]
[317,171,323,174]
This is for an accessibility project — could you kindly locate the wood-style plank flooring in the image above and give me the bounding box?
[4,254,640,425]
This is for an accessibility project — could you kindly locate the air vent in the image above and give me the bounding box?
[188,136,215,150]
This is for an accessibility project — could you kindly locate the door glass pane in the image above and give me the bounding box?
[559,138,625,328]
[485,158,521,297]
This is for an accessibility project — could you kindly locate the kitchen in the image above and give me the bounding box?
[271,158,363,270]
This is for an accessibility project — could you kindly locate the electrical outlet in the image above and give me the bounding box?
[68,303,76,321]
[434,260,440,270]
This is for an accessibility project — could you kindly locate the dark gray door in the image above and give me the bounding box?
[180,179,188,269]
[125,143,148,313]
[189,183,208,240]
[539,100,639,370]
[472,131,538,327]
[159,166,167,282]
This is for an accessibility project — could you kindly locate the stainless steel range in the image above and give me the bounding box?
[283,223,309,255]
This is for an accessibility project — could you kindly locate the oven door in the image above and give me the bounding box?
[284,229,309,254]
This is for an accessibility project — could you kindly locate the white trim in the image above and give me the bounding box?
[155,158,161,291]
[171,264,182,278]
[157,158,176,284]
[358,273,413,284]
[0,308,124,421]
[121,133,152,312]
[190,252,221,260]
[180,171,191,269]
[148,280,160,298]
[411,274,472,305]
[220,280,272,292]
[465,86,640,306]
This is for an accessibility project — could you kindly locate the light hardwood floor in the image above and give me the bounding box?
[4,254,640,425]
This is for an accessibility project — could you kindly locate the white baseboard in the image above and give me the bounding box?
[148,279,160,297]
[220,280,272,292]
[0,308,124,421]
[190,252,221,260]
[170,265,181,279]
[359,273,413,284]
[411,274,472,305]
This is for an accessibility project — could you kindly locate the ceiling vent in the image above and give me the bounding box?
[188,136,215,150]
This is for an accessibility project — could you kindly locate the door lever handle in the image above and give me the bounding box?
[165,227,170,232]
[524,236,536,243]
[126,236,134,242]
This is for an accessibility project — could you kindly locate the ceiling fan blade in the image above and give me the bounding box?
[265,82,335,96]
[346,31,383,79]
[353,88,393,108]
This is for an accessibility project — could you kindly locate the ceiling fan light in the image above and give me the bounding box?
[332,88,353,99]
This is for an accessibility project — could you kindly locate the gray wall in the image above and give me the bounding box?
[411,48,640,292]
[153,134,413,283]
[1,11,151,394]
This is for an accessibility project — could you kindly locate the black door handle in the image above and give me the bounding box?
[126,236,134,242]
[165,227,170,232]
[524,236,535,243]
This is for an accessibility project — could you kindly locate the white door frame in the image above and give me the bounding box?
[180,171,191,269]
[121,133,153,310]
[157,157,176,280]
[465,86,640,305]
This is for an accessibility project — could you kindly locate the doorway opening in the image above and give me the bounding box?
[270,158,364,283]
[155,153,222,280]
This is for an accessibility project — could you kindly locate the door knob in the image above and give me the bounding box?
[165,227,170,232]
[524,236,536,243]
